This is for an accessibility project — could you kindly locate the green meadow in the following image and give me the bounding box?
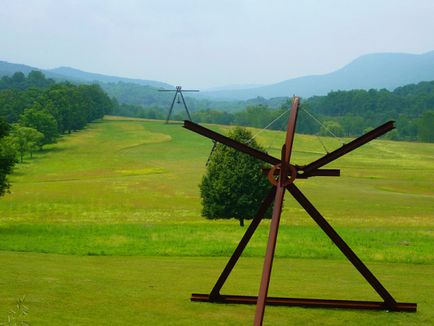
[0,116,433,325]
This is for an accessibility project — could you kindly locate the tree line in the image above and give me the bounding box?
[114,81,434,143]
[103,81,286,114]
[0,71,114,196]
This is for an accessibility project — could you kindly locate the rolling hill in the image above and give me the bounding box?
[2,50,434,101]
[46,66,173,89]
[1,117,433,228]
[200,51,434,100]
[0,61,173,89]
[0,117,433,324]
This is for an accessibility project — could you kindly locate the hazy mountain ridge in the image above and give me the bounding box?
[2,50,434,101]
[0,61,40,75]
[199,51,434,100]
[203,83,265,91]
[47,66,173,89]
[0,61,173,89]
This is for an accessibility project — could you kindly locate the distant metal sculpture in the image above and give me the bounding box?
[159,86,199,123]
[184,96,416,325]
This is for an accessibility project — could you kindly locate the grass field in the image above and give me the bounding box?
[0,116,433,324]
[1,252,434,325]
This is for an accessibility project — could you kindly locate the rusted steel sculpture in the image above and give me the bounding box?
[159,86,199,123]
[184,97,416,325]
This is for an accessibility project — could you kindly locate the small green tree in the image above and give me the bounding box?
[200,127,272,226]
[19,105,59,149]
[10,124,43,162]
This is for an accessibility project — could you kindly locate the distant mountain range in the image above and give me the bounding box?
[1,50,434,101]
[47,66,172,89]
[0,61,172,89]
[203,83,265,92]
[200,51,434,100]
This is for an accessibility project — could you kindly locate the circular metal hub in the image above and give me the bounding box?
[267,163,297,186]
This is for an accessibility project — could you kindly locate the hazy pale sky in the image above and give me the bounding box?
[1,0,434,89]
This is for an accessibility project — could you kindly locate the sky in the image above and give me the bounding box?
[1,0,434,89]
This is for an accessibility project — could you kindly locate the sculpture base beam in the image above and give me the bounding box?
[191,293,416,312]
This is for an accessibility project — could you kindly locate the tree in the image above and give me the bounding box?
[416,111,434,142]
[0,118,16,196]
[19,105,59,149]
[200,127,272,226]
[319,120,344,137]
[27,70,54,88]
[0,118,10,138]
[11,72,26,88]
[10,124,43,162]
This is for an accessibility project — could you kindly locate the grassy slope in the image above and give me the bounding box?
[0,116,432,262]
[1,252,433,325]
[0,117,433,324]
[2,116,432,225]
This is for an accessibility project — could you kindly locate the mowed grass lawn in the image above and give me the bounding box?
[0,116,433,324]
[1,252,433,325]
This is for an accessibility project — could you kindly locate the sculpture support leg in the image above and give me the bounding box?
[179,91,193,121]
[286,183,397,309]
[209,187,276,300]
[254,184,286,326]
[165,91,178,123]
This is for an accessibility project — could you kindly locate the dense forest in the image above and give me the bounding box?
[0,71,113,132]
[0,71,114,195]
[113,81,434,143]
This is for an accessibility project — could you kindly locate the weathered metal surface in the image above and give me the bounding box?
[158,86,199,92]
[178,90,192,121]
[282,97,300,165]
[263,167,341,178]
[266,163,297,186]
[165,90,178,124]
[160,86,198,123]
[254,97,301,325]
[184,97,416,325]
[254,181,286,325]
[191,294,417,312]
[298,168,340,177]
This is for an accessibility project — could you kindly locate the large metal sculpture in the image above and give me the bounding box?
[159,86,199,123]
[184,97,416,325]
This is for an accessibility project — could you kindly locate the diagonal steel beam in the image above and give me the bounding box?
[263,168,340,178]
[286,183,397,309]
[300,121,395,175]
[282,97,300,167]
[183,120,280,165]
[165,90,178,124]
[254,182,286,325]
[298,168,340,178]
[254,97,300,325]
[179,90,193,121]
[208,187,276,300]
